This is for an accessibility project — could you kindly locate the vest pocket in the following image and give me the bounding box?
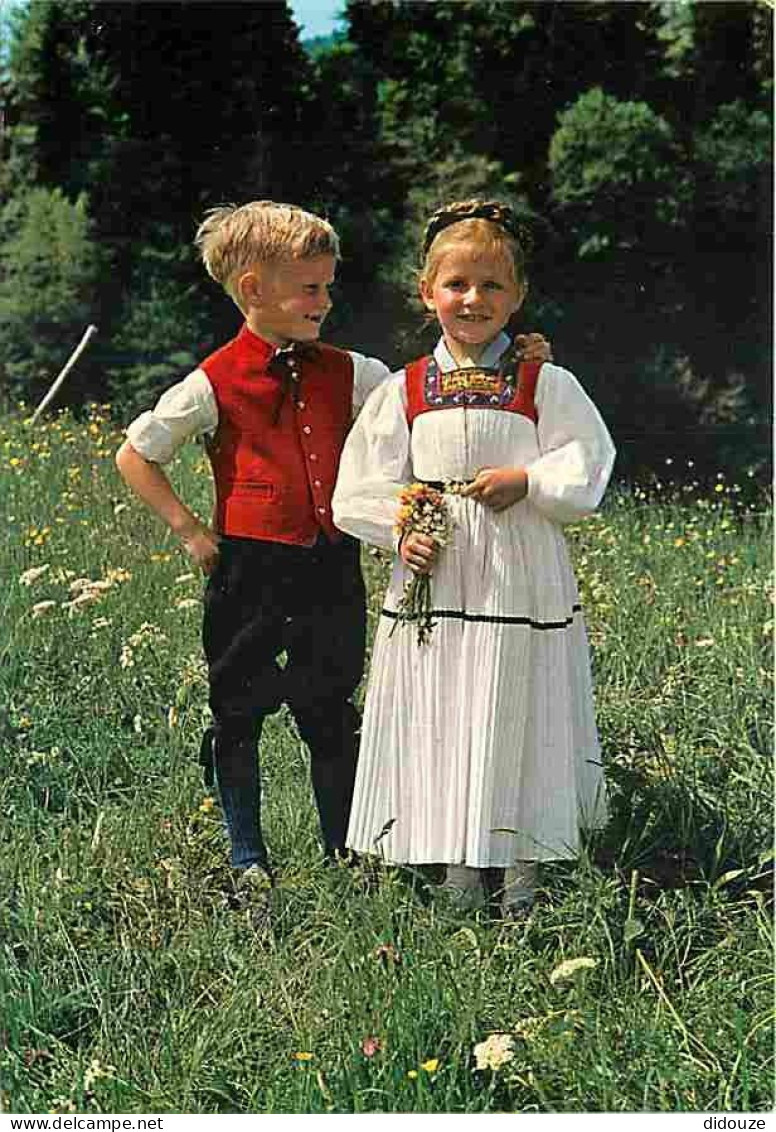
[230,481,276,500]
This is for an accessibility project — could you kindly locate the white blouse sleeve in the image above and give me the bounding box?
[124,368,218,465]
[525,364,615,524]
[333,371,411,550]
[349,351,393,414]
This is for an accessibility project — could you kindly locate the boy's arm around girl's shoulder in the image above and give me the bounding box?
[115,367,221,574]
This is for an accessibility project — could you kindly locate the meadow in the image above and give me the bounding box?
[0,404,772,1115]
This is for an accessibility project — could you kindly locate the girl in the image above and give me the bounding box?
[332,200,615,915]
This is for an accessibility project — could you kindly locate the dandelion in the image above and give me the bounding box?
[420,1058,439,1074]
[31,600,57,619]
[407,1070,418,1080]
[673,537,685,548]
[549,957,597,986]
[19,564,50,586]
[199,796,216,814]
[473,1033,515,1071]
[293,1052,314,1062]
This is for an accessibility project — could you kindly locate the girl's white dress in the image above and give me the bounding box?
[332,333,616,867]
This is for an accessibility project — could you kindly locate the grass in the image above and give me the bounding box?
[0,404,772,1114]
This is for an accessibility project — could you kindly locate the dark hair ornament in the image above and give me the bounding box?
[420,199,532,262]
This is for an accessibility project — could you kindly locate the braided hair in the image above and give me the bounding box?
[420,199,532,274]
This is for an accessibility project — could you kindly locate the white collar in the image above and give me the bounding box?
[433,331,511,372]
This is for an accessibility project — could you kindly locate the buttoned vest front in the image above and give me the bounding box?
[201,325,354,545]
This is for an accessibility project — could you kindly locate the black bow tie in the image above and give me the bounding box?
[267,343,319,423]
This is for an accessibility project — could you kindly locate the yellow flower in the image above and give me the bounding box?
[421,1058,439,1073]
[673,537,685,548]
[407,1070,418,1080]
[549,957,597,986]
[714,483,725,494]
[199,796,215,814]
[294,1052,314,1062]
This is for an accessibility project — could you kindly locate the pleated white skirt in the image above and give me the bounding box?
[347,494,606,867]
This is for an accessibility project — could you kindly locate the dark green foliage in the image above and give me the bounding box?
[0,0,770,474]
[0,186,102,405]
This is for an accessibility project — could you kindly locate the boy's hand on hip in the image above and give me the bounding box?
[515,332,553,365]
[180,520,220,574]
[400,531,438,574]
[461,467,528,512]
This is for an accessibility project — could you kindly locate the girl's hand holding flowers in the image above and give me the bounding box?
[461,467,528,512]
[399,531,438,574]
[393,483,454,645]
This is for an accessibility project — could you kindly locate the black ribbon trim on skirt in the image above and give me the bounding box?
[379,603,582,631]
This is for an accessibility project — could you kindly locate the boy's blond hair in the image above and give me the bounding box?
[195,201,340,301]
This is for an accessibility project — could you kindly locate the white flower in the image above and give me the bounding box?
[175,597,200,611]
[549,957,597,986]
[20,564,50,586]
[31,600,57,618]
[473,1033,515,1071]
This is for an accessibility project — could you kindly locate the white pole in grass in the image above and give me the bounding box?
[31,323,98,423]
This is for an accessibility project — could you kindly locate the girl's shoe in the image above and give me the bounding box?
[502,860,538,919]
[440,864,486,912]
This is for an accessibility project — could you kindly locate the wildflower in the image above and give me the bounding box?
[31,600,57,619]
[175,598,200,611]
[673,537,685,548]
[83,1057,116,1091]
[19,564,50,586]
[361,1036,382,1058]
[104,568,131,585]
[407,1070,418,1080]
[421,1058,439,1074]
[714,483,725,494]
[549,957,597,986]
[392,483,454,646]
[293,1052,314,1062]
[473,1033,515,1071]
[373,942,401,966]
[199,796,216,814]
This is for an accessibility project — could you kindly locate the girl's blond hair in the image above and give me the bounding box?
[195,201,340,299]
[420,199,530,290]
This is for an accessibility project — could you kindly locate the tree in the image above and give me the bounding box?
[0,186,102,405]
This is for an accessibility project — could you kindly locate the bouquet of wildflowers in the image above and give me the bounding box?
[391,482,454,646]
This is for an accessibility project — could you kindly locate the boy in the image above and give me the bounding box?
[116,200,551,890]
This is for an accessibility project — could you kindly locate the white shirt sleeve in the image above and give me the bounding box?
[124,368,218,465]
[349,351,393,415]
[333,371,411,550]
[526,364,616,524]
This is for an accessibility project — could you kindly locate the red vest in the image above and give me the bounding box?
[201,325,354,545]
[405,353,541,425]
